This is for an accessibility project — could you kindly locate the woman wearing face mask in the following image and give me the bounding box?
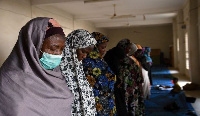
[82,32,117,116]
[60,29,97,116]
[0,17,74,116]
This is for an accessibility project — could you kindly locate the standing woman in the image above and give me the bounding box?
[104,39,132,116]
[118,41,145,116]
[144,47,153,85]
[133,45,151,99]
[0,17,74,116]
[82,32,117,116]
[60,29,97,116]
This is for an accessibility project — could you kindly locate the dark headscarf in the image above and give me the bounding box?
[104,39,131,75]
[116,38,131,51]
[0,17,74,116]
[44,27,65,39]
[134,44,150,71]
[134,44,144,59]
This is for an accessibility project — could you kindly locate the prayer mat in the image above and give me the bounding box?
[145,66,196,116]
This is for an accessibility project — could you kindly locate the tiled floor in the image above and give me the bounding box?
[168,67,200,116]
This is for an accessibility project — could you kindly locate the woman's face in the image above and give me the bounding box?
[97,42,107,56]
[40,34,65,57]
[125,44,132,55]
[76,45,94,61]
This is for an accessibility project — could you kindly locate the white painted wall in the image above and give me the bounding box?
[0,0,32,66]
[188,0,200,84]
[74,20,107,35]
[106,25,173,59]
[176,10,186,75]
[32,5,74,34]
[198,0,200,80]
[0,0,107,66]
[183,0,190,77]
[173,19,178,68]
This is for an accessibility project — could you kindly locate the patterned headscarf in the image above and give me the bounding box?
[91,32,109,44]
[60,29,97,116]
[83,31,116,115]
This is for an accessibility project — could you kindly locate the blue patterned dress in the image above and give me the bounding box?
[83,46,117,116]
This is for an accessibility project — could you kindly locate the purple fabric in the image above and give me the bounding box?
[0,17,74,116]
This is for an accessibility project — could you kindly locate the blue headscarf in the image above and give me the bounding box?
[144,47,152,63]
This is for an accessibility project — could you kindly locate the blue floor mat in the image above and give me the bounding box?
[145,66,196,116]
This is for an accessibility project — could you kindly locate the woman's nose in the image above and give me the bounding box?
[82,54,87,59]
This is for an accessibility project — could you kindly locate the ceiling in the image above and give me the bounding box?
[31,0,187,28]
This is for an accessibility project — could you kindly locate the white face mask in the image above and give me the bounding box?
[40,52,62,69]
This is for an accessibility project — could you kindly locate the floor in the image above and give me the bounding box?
[168,67,200,116]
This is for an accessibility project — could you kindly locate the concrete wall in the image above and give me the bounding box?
[173,19,178,68]
[198,0,200,79]
[0,0,32,66]
[0,0,107,66]
[173,0,200,85]
[188,0,200,84]
[176,10,186,75]
[74,20,107,35]
[107,25,173,59]
[183,1,190,77]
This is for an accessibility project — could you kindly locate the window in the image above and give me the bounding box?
[177,38,179,52]
[185,32,189,69]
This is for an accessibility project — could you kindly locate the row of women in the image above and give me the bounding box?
[0,17,152,116]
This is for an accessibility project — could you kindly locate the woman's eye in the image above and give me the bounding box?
[50,49,57,52]
[61,48,64,51]
[50,46,57,51]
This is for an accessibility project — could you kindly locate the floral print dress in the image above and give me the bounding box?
[118,56,145,116]
[83,46,117,116]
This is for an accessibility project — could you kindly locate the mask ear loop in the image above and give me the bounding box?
[40,50,43,53]
[39,50,44,58]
